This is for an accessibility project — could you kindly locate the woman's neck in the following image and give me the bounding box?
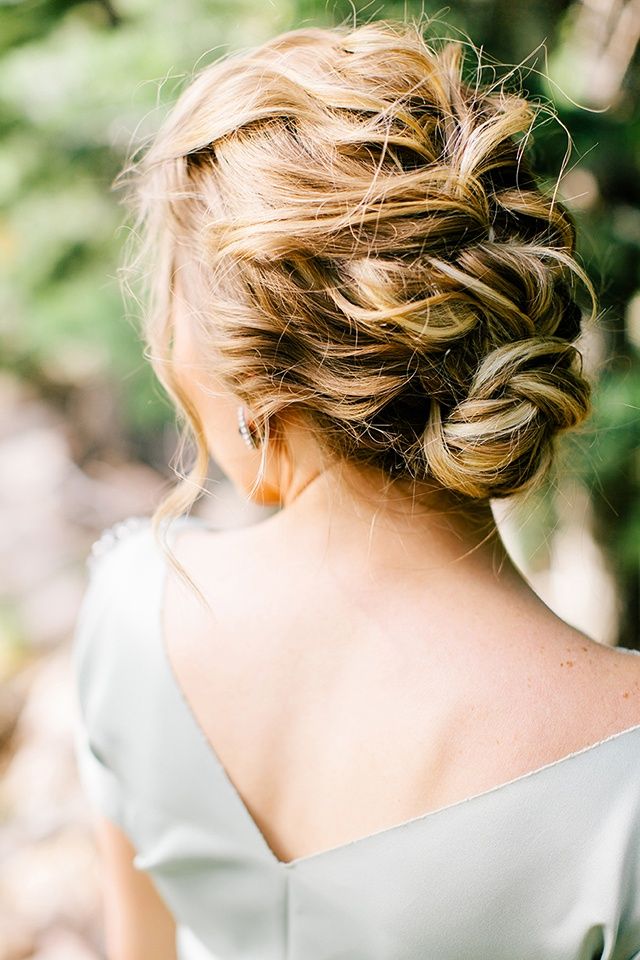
[267,456,530,603]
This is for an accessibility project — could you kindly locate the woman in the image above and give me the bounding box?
[72,17,640,960]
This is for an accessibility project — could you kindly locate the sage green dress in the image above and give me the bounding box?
[71,515,640,960]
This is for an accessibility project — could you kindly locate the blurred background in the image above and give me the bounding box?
[0,0,638,956]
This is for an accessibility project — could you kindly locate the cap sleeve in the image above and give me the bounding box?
[71,517,152,828]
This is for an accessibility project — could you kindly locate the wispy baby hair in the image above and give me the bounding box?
[118,15,595,549]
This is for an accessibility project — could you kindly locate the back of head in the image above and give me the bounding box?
[121,17,594,505]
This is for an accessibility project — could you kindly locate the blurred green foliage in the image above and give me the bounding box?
[1,0,638,642]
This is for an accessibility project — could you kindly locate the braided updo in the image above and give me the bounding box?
[121,17,594,510]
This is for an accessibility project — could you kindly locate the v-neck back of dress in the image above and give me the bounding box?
[72,514,640,960]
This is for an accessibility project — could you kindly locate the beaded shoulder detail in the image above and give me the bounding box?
[87,515,152,572]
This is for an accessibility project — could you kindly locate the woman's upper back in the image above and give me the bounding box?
[73,513,640,960]
[162,502,640,864]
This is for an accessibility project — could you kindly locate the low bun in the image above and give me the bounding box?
[124,16,596,505]
[420,337,591,500]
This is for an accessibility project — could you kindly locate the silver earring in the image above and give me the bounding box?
[237,404,260,449]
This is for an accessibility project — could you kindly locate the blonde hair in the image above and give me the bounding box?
[116,16,596,589]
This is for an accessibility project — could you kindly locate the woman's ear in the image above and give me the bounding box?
[239,414,291,507]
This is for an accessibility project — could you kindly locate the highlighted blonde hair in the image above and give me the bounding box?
[117,16,595,575]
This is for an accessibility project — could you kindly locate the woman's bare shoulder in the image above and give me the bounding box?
[592,636,640,697]
[168,517,640,732]
[553,629,640,735]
